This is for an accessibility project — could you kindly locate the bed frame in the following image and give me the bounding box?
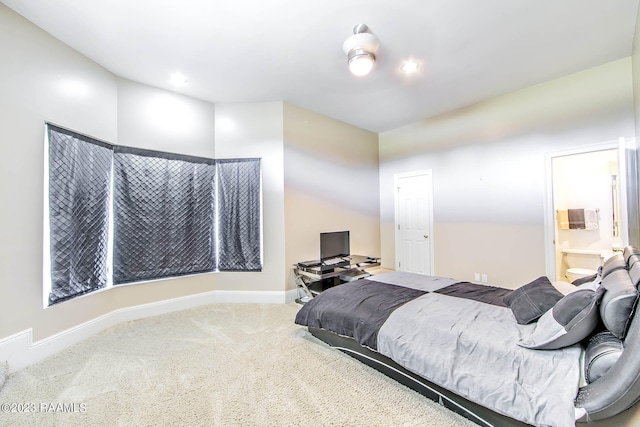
[309,326,640,427]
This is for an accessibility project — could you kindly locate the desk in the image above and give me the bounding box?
[294,255,380,304]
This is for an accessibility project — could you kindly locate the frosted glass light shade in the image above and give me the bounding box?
[348,51,375,76]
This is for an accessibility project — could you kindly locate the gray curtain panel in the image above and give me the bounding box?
[47,125,113,305]
[113,147,217,284]
[216,159,262,271]
[48,124,262,300]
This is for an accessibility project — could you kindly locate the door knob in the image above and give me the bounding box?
[423,234,429,239]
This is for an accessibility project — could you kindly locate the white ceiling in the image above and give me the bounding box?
[3,0,639,133]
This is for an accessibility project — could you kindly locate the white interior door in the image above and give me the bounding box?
[395,171,434,275]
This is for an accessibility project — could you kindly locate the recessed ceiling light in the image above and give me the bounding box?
[400,60,420,73]
[169,72,188,87]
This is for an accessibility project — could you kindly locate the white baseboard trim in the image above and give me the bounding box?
[0,289,293,374]
[285,288,299,303]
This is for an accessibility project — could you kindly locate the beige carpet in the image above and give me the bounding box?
[0,303,477,426]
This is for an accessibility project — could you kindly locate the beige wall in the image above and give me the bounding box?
[0,5,291,343]
[117,78,216,157]
[379,59,636,289]
[0,2,372,343]
[283,103,380,290]
[214,102,287,292]
[108,79,220,315]
[0,4,118,340]
[0,5,223,341]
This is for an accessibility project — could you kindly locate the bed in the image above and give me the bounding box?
[294,246,640,427]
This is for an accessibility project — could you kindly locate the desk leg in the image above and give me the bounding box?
[294,270,314,304]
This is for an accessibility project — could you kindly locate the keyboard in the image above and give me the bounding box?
[323,258,347,265]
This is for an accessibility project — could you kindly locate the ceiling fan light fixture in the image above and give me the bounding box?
[343,24,379,76]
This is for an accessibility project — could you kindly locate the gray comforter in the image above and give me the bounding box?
[295,272,581,427]
[377,292,580,427]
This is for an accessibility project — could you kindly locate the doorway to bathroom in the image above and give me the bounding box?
[544,140,632,281]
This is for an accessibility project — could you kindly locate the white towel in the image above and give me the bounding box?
[584,209,599,230]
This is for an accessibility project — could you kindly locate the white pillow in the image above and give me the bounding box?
[552,280,578,295]
[553,277,602,295]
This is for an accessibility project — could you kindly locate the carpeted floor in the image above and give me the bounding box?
[0,303,477,426]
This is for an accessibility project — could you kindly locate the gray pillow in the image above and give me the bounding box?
[518,287,605,350]
[576,279,601,292]
[572,273,598,286]
[503,276,564,324]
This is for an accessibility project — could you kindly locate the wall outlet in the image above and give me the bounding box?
[474,273,481,281]
[481,274,488,283]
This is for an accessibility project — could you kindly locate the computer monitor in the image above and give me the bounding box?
[320,231,350,261]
